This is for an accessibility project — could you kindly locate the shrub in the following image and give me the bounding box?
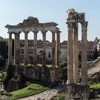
[3,64,15,89]
[10,84,48,100]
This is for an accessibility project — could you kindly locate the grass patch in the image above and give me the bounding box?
[54,92,65,100]
[90,83,100,89]
[10,84,49,100]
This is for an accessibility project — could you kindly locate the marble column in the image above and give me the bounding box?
[73,23,79,83]
[57,30,60,67]
[14,33,20,65]
[24,31,28,65]
[81,22,88,85]
[67,22,74,84]
[8,33,12,64]
[42,31,47,67]
[52,31,55,67]
[33,31,38,67]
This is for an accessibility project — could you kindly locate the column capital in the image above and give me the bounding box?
[16,31,21,34]
[41,30,47,34]
[33,31,38,34]
[50,30,55,34]
[67,22,73,29]
[8,32,13,34]
[81,21,88,30]
[56,30,61,34]
[14,32,20,35]
[23,31,29,34]
[56,27,61,33]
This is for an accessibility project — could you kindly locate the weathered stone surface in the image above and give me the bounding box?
[65,84,90,100]
[7,75,20,92]
[6,17,60,72]
[66,9,89,99]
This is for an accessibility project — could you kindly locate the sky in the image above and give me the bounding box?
[0,0,100,42]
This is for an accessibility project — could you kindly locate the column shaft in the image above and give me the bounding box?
[24,32,28,65]
[34,31,38,66]
[42,31,46,67]
[8,33,12,64]
[14,33,20,65]
[57,31,60,67]
[52,32,55,67]
[81,22,88,85]
[73,24,79,83]
[67,23,74,84]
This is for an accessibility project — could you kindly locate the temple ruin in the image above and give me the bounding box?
[66,9,89,100]
[5,17,61,68]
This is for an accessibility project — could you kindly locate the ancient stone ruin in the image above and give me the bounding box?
[5,17,61,83]
[5,17,61,68]
[66,8,89,100]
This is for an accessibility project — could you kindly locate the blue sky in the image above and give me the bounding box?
[0,0,100,42]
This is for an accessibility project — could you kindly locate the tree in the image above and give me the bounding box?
[93,48,98,60]
[0,41,8,70]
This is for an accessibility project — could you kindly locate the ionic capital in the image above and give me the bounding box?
[41,30,47,34]
[16,32,21,36]
[33,30,38,34]
[23,31,29,34]
[50,30,55,34]
[56,30,61,34]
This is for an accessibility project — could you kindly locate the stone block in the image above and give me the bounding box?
[65,83,90,100]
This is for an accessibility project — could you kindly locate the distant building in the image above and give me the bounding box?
[19,39,96,62]
[0,36,98,62]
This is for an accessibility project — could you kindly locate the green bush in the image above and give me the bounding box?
[54,92,65,100]
[90,83,100,89]
[10,84,49,100]
[3,64,15,89]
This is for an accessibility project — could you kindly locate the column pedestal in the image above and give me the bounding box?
[65,84,90,100]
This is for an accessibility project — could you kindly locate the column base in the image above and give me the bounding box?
[65,83,90,100]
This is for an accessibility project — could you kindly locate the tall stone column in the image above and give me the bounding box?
[24,32,28,65]
[52,31,55,67]
[14,33,20,65]
[81,22,88,85]
[67,22,74,84]
[57,30,60,67]
[33,31,38,67]
[73,23,79,83]
[8,33,12,65]
[42,31,47,67]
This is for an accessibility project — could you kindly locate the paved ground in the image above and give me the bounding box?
[19,85,62,100]
[88,58,100,76]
